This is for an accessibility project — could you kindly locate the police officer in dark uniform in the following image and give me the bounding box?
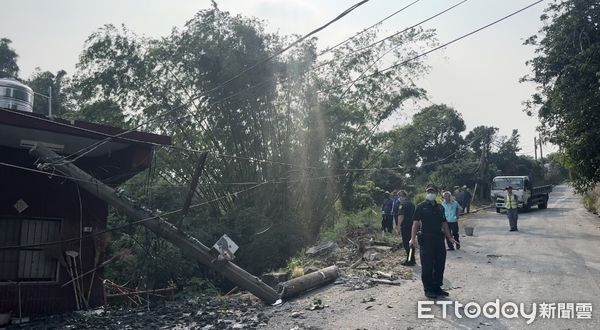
[409,184,457,299]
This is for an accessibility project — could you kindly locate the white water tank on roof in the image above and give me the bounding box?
[0,78,34,112]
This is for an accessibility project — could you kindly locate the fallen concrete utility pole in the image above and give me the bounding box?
[278,266,339,300]
[30,145,280,304]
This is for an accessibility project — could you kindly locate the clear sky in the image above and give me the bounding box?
[0,0,555,156]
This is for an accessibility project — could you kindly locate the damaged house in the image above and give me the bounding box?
[0,78,171,317]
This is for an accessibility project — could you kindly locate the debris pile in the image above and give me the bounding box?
[9,294,269,330]
[291,225,414,291]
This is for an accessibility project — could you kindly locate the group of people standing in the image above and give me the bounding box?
[381,184,471,298]
[381,184,522,299]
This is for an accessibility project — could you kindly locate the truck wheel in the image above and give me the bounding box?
[538,197,548,209]
[496,208,501,213]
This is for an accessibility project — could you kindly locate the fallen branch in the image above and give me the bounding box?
[61,254,121,288]
[105,287,176,298]
[225,286,239,296]
[350,258,364,269]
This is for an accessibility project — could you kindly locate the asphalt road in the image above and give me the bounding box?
[265,185,600,329]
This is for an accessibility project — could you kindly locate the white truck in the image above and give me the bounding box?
[491,176,552,213]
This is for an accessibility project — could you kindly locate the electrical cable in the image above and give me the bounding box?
[47,0,371,165]
[318,0,421,56]
[5,1,540,176]
[48,0,467,166]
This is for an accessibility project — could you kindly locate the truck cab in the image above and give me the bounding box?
[491,176,552,212]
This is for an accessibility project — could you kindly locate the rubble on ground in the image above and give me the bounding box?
[6,225,415,329]
[7,294,269,330]
[294,225,414,292]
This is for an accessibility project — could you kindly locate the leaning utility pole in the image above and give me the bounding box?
[30,145,280,304]
[534,136,538,161]
[538,133,544,163]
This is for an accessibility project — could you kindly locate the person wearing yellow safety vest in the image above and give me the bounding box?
[505,186,519,232]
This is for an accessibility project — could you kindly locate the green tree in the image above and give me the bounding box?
[27,69,72,116]
[522,0,600,191]
[69,99,126,126]
[465,126,498,156]
[0,38,19,78]
[407,104,466,166]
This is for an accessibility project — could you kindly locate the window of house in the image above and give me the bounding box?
[0,217,62,282]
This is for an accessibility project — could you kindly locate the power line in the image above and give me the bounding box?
[0,161,101,185]
[377,0,546,75]
[50,0,469,166]
[48,0,372,166]
[318,0,544,94]
[152,0,473,170]
[202,0,371,98]
[198,0,465,113]
[0,108,168,148]
[0,182,268,251]
[24,0,530,177]
[318,0,421,56]
[0,170,349,251]
[350,0,470,56]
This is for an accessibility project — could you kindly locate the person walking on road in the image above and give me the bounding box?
[409,184,458,299]
[455,187,465,208]
[381,192,394,234]
[462,186,472,213]
[505,186,519,231]
[397,190,416,266]
[441,191,462,250]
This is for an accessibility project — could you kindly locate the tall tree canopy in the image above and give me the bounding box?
[67,4,436,278]
[523,0,600,191]
[0,38,19,78]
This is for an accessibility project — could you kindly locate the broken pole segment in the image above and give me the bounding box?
[179,151,209,223]
[278,266,339,300]
[29,145,280,304]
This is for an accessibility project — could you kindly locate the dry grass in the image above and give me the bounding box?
[583,185,600,213]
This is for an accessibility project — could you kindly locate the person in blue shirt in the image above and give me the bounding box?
[442,191,463,250]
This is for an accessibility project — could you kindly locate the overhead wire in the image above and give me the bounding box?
[318,0,421,56]
[22,0,462,170]
[0,182,268,251]
[85,0,470,169]
[49,0,372,165]
[318,0,545,96]
[376,0,545,75]
[0,169,348,251]
[48,0,459,166]
[8,1,543,175]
